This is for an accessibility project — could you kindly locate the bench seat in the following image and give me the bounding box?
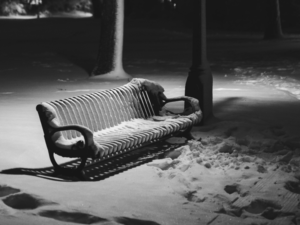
[93,116,194,155]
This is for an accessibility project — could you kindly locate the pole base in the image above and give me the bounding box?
[185,67,213,124]
[89,70,132,82]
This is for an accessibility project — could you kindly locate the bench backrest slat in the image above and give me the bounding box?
[63,98,86,138]
[49,101,73,139]
[89,93,110,130]
[121,85,141,119]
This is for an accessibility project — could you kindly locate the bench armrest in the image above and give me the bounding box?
[46,124,96,158]
[162,95,201,115]
[49,125,94,147]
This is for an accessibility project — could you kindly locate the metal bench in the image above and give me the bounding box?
[36,78,202,177]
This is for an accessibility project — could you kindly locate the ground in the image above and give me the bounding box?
[0,13,300,225]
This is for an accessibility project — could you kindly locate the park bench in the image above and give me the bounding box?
[36,78,202,177]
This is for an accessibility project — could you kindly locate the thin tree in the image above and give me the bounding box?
[263,0,283,39]
[91,0,102,18]
[90,0,130,80]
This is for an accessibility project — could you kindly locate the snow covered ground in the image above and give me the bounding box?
[0,15,300,225]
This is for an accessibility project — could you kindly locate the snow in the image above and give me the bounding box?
[227,63,300,100]
[0,15,300,225]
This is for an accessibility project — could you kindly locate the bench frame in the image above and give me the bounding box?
[36,80,201,177]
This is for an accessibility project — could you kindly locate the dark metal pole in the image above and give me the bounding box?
[185,0,213,124]
[37,0,40,19]
[263,0,283,40]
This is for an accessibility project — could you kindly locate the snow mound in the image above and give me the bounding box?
[234,67,300,99]
[148,121,300,212]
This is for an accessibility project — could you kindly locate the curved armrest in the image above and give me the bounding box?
[161,95,201,115]
[48,124,94,151]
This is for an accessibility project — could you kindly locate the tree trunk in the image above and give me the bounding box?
[90,0,131,80]
[263,0,283,39]
[185,0,213,124]
[91,0,102,18]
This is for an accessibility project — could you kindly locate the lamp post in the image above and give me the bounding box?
[185,0,213,124]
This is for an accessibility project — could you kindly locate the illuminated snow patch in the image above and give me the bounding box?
[236,73,300,100]
[0,15,39,20]
[57,78,76,82]
[214,88,241,91]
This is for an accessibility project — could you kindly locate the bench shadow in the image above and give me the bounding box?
[213,97,241,112]
[115,216,162,225]
[0,142,184,182]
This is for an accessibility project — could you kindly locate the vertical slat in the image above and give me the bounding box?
[114,88,130,122]
[143,89,155,116]
[71,97,89,130]
[62,99,80,138]
[54,101,72,139]
[127,81,148,118]
[93,92,114,128]
[122,86,139,120]
[117,86,135,120]
[67,98,86,138]
[131,84,149,118]
[129,84,147,118]
[108,90,125,122]
[75,96,95,131]
[102,91,119,126]
[95,93,110,130]
[137,88,150,118]
[105,91,122,124]
[141,89,153,118]
[49,101,71,139]
[122,85,141,119]
[61,99,77,138]
[89,93,108,131]
[78,95,99,132]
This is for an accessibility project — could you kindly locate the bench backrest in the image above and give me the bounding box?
[37,79,156,140]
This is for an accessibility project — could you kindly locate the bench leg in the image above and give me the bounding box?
[48,150,87,178]
[180,128,201,142]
